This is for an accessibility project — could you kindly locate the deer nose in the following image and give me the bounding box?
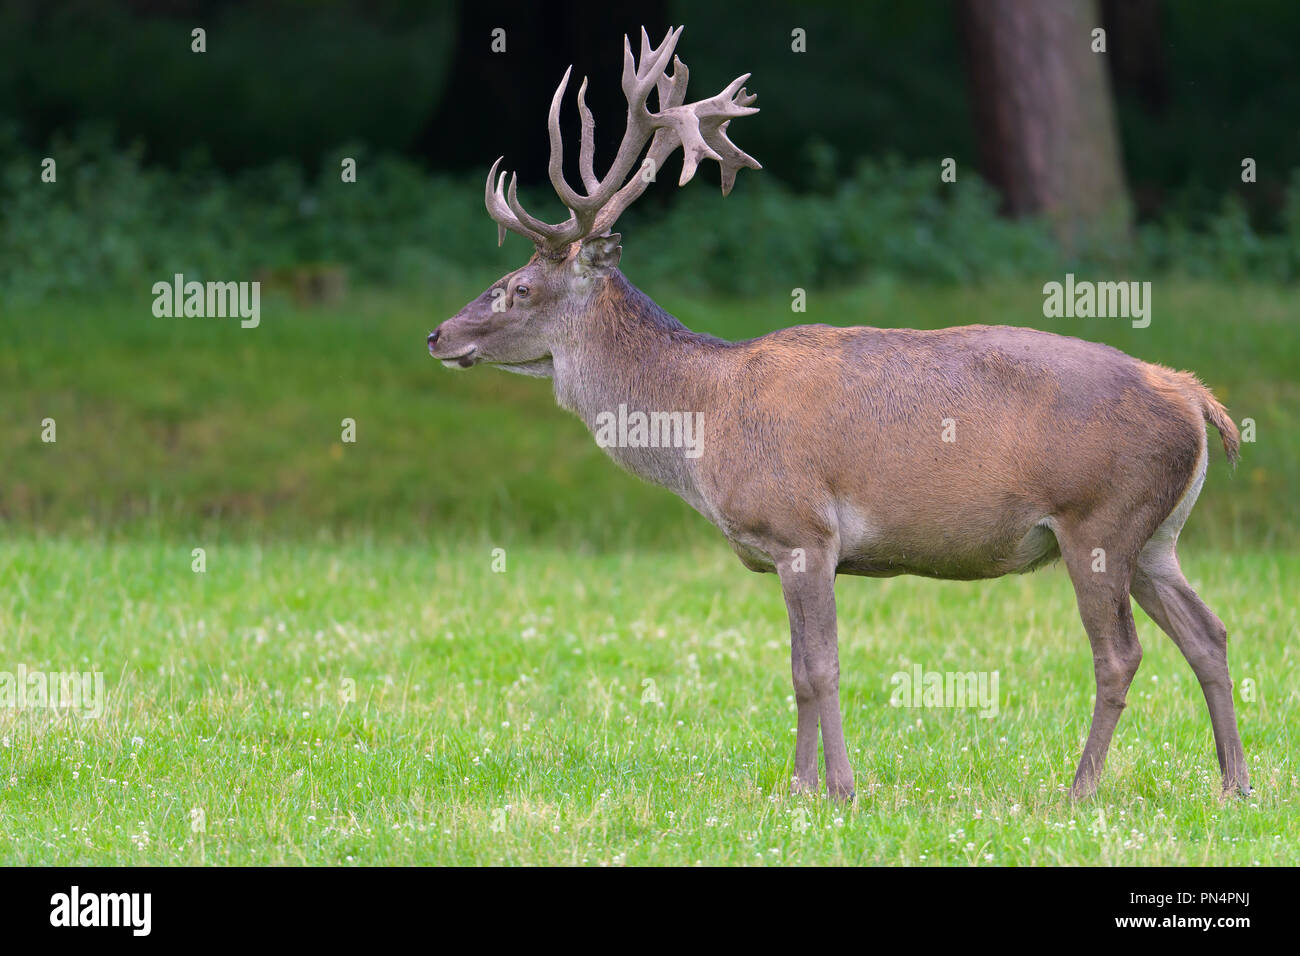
[427,328,440,352]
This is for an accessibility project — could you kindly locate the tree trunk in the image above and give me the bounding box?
[959,0,1131,252]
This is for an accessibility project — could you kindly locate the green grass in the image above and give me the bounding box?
[0,538,1294,865]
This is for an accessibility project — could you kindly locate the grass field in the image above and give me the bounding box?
[0,540,1295,865]
[1,276,1296,865]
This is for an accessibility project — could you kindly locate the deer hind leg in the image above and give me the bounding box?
[1132,552,1249,796]
[1055,521,1146,801]
[1131,515,1250,797]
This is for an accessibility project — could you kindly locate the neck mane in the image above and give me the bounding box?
[598,271,729,345]
[550,271,732,511]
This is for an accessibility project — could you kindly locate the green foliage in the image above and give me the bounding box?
[4,131,1300,306]
[628,155,1059,293]
[1136,191,1300,282]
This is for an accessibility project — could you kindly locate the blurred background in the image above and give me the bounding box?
[2,0,1297,551]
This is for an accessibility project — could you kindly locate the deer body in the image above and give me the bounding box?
[429,27,1250,801]
[552,273,1219,579]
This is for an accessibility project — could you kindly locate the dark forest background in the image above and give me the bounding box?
[1,0,1299,301]
[3,0,1295,216]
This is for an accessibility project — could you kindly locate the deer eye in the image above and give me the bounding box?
[515,285,530,298]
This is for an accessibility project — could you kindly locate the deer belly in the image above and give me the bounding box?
[835,504,1060,580]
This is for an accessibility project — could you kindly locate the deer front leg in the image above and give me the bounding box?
[788,623,819,793]
[779,553,854,801]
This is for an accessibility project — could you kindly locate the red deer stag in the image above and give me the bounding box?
[428,26,1248,801]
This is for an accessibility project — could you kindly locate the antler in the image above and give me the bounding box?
[484,26,761,259]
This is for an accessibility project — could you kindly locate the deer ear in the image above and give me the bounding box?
[575,233,622,277]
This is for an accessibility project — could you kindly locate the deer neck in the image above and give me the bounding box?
[551,274,728,507]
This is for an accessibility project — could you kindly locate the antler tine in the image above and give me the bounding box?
[576,77,599,193]
[661,72,762,189]
[485,158,529,248]
[622,26,683,110]
[589,55,691,238]
[591,59,760,231]
[545,67,585,215]
[549,26,681,233]
[484,160,505,246]
[536,28,681,246]
[588,130,676,238]
[549,26,682,221]
[506,171,572,238]
[485,157,581,254]
[484,25,760,257]
[657,54,689,113]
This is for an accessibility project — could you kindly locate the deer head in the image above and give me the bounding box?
[427,26,760,376]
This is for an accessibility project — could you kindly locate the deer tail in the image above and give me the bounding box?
[1200,386,1241,467]
[1150,365,1240,468]
[1179,373,1240,467]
